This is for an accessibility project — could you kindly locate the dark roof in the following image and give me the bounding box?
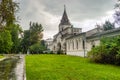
[59,5,71,25]
[87,27,120,39]
[66,32,86,40]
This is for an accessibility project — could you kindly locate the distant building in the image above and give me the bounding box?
[49,6,120,57]
[45,38,53,51]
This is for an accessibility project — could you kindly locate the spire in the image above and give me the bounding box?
[64,5,66,12]
[60,5,71,25]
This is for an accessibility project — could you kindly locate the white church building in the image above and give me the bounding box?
[47,6,120,57]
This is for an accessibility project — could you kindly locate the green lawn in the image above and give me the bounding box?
[26,54,120,80]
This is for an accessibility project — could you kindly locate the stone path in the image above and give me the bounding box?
[15,55,26,80]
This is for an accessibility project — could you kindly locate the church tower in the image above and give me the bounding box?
[59,5,72,32]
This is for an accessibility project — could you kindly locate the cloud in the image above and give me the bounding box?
[17,0,116,39]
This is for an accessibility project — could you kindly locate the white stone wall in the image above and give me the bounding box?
[66,35,86,57]
[67,51,87,57]
[86,39,100,52]
[66,34,101,57]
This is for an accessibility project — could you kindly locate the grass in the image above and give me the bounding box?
[26,54,120,80]
[0,55,4,59]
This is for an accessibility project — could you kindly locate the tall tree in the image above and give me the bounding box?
[0,0,19,27]
[0,0,22,54]
[9,24,22,53]
[20,30,30,53]
[29,22,43,45]
[20,22,44,54]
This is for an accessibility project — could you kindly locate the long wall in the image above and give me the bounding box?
[66,28,120,57]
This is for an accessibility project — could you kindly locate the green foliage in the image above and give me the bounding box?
[88,36,120,65]
[0,0,21,54]
[26,55,120,80]
[21,22,44,54]
[30,41,47,54]
[0,29,13,53]
[29,22,43,45]
[0,0,19,26]
[6,24,22,53]
[20,30,30,53]
[103,21,115,31]
[0,55,4,59]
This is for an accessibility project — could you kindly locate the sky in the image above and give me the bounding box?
[16,0,116,39]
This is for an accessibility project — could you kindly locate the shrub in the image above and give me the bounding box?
[0,30,13,53]
[30,42,46,54]
[88,36,120,65]
[57,50,63,54]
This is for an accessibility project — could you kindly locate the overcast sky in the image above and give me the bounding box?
[17,0,116,39]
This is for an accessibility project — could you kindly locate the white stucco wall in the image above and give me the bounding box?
[67,51,87,57]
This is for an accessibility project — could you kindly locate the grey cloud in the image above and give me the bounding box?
[18,0,116,39]
[42,0,115,21]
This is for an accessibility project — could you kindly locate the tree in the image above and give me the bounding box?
[114,0,120,25]
[30,42,47,54]
[103,21,115,31]
[0,0,19,27]
[0,29,13,53]
[0,0,22,54]
[20,30,30,53]
[29,22,43,45]
[88,36,120,65]
[9,24,22,53]
[20,22,44,54]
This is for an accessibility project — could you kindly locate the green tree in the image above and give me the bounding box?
[88,36,120,65]
[103,21,115,31]
[20,30,30,53]
[0,0,22,54]
[30,42,46,54]
[0,0,19,26]
[20,22,44,54]
[10,24,22,53]
[29,22,43,45]
[0,29,13,53]
[5,24,23,53]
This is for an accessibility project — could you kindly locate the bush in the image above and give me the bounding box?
[0,30,13,53]
[57,50,63,54]
[88,36,120,65]
[30,42,46,54]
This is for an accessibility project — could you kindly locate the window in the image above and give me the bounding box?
[76,40,78,50]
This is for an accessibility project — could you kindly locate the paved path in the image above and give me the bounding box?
[15,55,26,80]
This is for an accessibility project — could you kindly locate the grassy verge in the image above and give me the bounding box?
[26,54,120,80]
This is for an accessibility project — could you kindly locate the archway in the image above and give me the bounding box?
[57,42,62,54]
[57,42,61,51]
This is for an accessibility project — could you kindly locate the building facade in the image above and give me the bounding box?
[66,27,120,57]
[50,6,120,57]
[51,6,82,53]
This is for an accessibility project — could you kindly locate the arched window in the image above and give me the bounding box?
[68,41,70,50]
[72,40,74,50]
[82,40,85,49]
[54,46,55,51]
